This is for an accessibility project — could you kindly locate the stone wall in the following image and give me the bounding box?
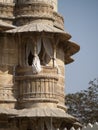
[67,123,98,130]
[0,0,14,3]
[0,122,98,130]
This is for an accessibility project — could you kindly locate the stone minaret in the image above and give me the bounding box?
[0,0,81,130]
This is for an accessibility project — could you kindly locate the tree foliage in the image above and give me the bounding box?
[65,78,98,125]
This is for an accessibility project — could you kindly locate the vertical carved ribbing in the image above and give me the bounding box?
[17,75,58,102]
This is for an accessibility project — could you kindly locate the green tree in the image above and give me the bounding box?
[65,78,98,125]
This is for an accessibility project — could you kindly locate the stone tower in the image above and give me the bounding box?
[0,0,81,130]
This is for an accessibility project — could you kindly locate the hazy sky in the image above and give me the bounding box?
[58,0,98,93]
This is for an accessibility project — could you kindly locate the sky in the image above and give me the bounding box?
[58,0,98,93]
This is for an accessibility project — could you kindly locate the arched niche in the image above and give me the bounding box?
[21,37,35,66]
[21,36,59,73]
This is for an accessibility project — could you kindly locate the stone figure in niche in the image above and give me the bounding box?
[27,52,41,74]
[26,41,41,74]
[32,54,41,74]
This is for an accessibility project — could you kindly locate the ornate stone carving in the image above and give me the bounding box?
[0,3,14,24]
[53,12,64,30]
[0,0,80,129]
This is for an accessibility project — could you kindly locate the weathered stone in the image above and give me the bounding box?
[0,0,80,130]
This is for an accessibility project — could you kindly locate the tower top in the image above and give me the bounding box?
[16,0,58,12]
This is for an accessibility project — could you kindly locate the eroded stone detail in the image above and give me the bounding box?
[0,0,80,130]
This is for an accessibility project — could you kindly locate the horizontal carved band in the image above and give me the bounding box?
[19,98,58,103]
[0,99,17,103]
[15,3,53,16]
[15,75,58,81]
[0,4,14,18]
